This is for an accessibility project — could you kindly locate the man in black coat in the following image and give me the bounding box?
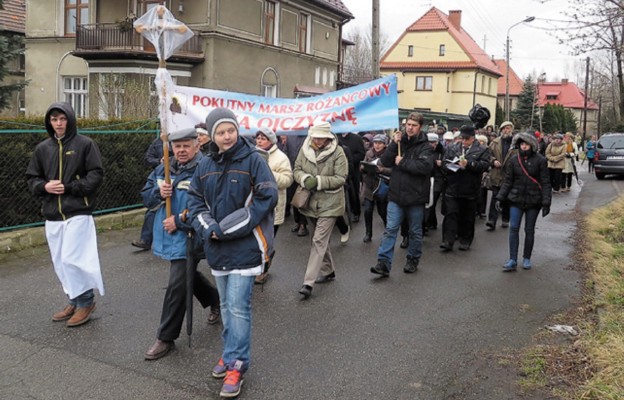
[370,112,434,276]
[339,132,366,222]
[441,125,492,251]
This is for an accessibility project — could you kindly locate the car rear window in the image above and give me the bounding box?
[598,136,624,149]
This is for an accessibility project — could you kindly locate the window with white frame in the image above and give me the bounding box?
[63,76,88,117]
[415,76,433,91]
[64,0,89,36]
[439,44,445,56]
[262,84,277,98]
[408,45,414,57]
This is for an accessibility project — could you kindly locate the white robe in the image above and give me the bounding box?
[45,215,105,299]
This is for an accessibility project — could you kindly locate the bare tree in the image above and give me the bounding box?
[90,73,158,119]
[343,25,391,84]
[559,1,624,118]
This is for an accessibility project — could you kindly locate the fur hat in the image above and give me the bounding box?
[475,134,488,145]
[168,127,197,142]
[205,107,239,141]
[443,131,454,141]
[427,133,439,142]
[512,132,539,152]
[256,127,277,144]
[459,125,476,137]
[499,121,514,131]
[308,121,334,139]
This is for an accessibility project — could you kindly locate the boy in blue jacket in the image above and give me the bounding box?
[188,108,277,398]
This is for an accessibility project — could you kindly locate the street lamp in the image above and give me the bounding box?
[505,16,535,121]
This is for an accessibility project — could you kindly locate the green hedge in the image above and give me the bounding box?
[0,117,160,230]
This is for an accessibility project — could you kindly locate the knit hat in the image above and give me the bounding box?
[256,127,277,144]
[195,122,208,136]
[499,121,514,131]
[308,121,334,139]
[205,107,239,141]
[373,134,388,144]
[363,133,375,143]
[168,127,197,142]
[459,125,476,137]
[443,131,454,141]
[427,133,439,142]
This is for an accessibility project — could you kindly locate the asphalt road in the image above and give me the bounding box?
[1,168,617,400]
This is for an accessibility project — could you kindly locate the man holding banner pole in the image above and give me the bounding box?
[371,112,434,277]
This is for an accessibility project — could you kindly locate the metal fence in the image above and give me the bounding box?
[0,124,158,231]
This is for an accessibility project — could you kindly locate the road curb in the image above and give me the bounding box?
[0,208,145,258]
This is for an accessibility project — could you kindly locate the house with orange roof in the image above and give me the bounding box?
[537,78,598,135]
[0,0,25,117]
[380,8,501,122]
[493,59,524,116]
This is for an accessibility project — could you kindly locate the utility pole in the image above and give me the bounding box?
[582,57,590,144]
[372,0,380,79]
[597,96,602,138]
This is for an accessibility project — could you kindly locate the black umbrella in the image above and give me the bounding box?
[185,230,196,348]
[572,158,583,186]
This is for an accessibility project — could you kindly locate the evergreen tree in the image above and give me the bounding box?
[0,0,28,112]
[511,76,537,130]
[563,108,578,133]
[542,103,560,133]
[495,101,504,127]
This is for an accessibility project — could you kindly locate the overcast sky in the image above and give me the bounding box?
[341,0,586,83]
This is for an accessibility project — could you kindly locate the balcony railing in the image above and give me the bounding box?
[75,23,203,57]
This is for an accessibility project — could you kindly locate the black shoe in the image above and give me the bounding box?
[370,261,390,277]
[403,257,419,273]
[352,215,360,223]
[297,225,309,237]
[440,242,453,252]
[400,236,409,249]
[298,285,312,299]
[485,221,496,231]
[291,224,300,233]
[458,243,470,251]
[314,272,336,284]
[363,233,372,243]
[131,239,151,251]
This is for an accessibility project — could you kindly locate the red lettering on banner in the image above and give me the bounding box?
[239,115,251,130]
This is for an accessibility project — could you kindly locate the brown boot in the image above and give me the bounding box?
[144,339,174,360]
[66,303,96,327]
[52,305,76,322]
[207,306,221,325]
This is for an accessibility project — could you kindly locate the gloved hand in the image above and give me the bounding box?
[495,200,502,212]
[303,176,318,190]
[542,206,550,218]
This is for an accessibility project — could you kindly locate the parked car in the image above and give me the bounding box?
[594,133,624,180]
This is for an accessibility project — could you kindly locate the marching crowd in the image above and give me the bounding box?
[26,101,587,398]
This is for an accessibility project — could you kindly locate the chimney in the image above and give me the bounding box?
[448,10,462,30]
[561,78,568,84]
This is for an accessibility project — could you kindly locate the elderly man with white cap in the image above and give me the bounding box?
[142,127,220,361]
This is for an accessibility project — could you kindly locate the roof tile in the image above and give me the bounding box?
[537,81,598,110]
[493,59,524,96]
[0,0,25,34]
[382,7,500,76]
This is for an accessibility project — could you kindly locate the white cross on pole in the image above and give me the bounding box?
[134,6,193,217]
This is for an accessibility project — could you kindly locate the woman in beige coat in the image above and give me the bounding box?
[255,128,293,283]
[561,132,578,192]
[545,133,566,192]
[293,121,348,299]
